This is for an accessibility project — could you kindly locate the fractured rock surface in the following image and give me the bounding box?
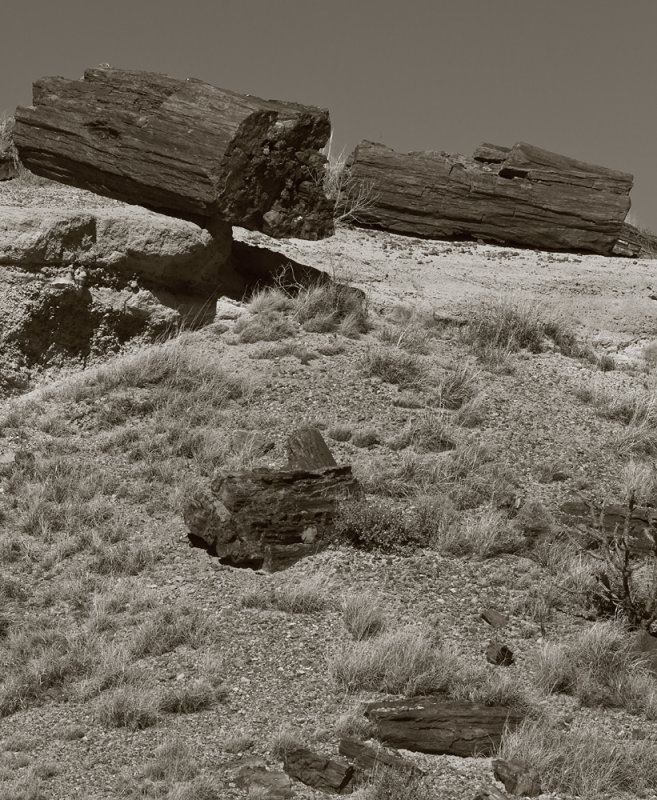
[14,67,334,239]
[345,139,633,255]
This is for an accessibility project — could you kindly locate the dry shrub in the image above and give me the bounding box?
[364,347,430,388]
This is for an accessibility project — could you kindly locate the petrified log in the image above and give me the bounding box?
[338,737,423,778]
[365,697,522,757]
[344,140,633,255]
[283,747,354,794]
[183,427,360,570]
[13,68,333,240]
[560,498,657,553]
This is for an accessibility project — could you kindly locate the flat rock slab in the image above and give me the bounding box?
[365,697,523,757]
[14,67,333,239]
[345,140,632,255]
[0,206,236,294]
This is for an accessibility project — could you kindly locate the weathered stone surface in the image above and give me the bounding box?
[287,425,337,470]
[481,608,510,629]
[234,760,294,799]
[0,207,235,293]
[493,759,542,797]
[338,737,423,778]
[283,747,354,794]
[14,67,334,239]
[560,497,657,553]
[613,222,657,258]
[184,427,361,570]
[365,697,523,757]
[345,140,633,255]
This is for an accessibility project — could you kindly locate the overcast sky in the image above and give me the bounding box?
[2,0,656,230]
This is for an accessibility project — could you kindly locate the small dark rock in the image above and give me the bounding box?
[493,758,541,797]
[486,641,514,666]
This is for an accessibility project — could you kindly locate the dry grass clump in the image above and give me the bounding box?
[327,424,352,442]
[388,410,456,453]
[351,427,380,448]
[357,768,436,800]
[240,575,333,614]
[249,340,317,363]
[462,296,579,360]
[329,626,456,695]
[534,622,657,716]
[429,363,480,410]
[378,320,433,355]
[364,347,430,388]
[295,281,369,336]
[234,311,297,343]
[95,685,160,730]
[341,593,386,640]
[140,738,199,782]
[158,678,225,714]
[129,604,213,659]
[433,505,524,558]
[500,718,657,799]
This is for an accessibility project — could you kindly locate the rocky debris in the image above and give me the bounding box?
[234,760,294,799]
[613,222,657,258]
[0,206,237,294]
[365,697,523,757]
[0,151,17,181]
[338,737,423,779]
[282,746,354,794]
[560,497,657,553]
[215,296,246,321]
[184,427,361,571]
[493,759,542,797]
[486,641,514,667]
[481,608,510,629]
[344,139,633,255]
[14,67,334,239]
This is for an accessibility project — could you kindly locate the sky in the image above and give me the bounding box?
[2,0,656,230]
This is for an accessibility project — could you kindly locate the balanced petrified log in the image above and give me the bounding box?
[344,140,633,255]
[283,747,354,794]
[183,427,360,571]
[13,68,333,240]
[365,697,522,757]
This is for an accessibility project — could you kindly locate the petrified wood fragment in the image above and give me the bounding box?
[183,427,360,571]
[493,759,542,797]
[338,737,423,778]
[365,697,522,757]
[13,68,333,239]
[344,140,633,255]
[283,747,354,794]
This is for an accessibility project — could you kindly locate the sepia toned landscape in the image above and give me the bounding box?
[1,65,657,800]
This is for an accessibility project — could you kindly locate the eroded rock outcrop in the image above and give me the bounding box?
[13,68,334,239]
[344,140,633,255]
[0,207,238,294]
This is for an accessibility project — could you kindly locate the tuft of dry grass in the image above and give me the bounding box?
[534,622,657,717]
[341,592,386,640]
[329,626,457,695]
[433,505,524,558]
[430,363,480,410]
[501,718,657,799]
[240,576,333,614]
[364,347,431,388]
[95,685,160,730]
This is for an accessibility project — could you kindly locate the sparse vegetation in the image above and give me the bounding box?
[364,346,430,387]
[341,592,386,640]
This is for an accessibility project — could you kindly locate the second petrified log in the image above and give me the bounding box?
[13,68,333,240]
[344,140,633,255]
[183,427,360,571]
[365,697,522,757]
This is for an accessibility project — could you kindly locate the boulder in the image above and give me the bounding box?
[344,140,633,255]
[0,207,236,294]
[365,697,523,757]
[14,67,333,239]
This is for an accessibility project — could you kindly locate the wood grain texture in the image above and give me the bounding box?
[13,68,333,240]
[345,140,633,254]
